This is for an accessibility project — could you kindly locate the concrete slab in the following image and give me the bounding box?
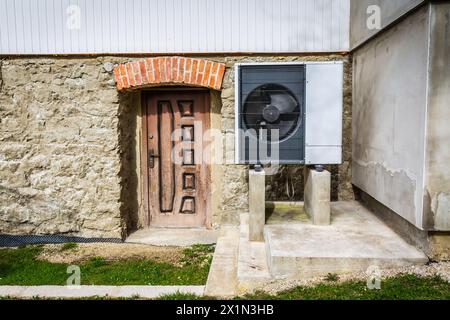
[237,213,271,293]
[204,227,239,297]
[0,285,205,299]
[265,201,429,279]
[126,228,219,247]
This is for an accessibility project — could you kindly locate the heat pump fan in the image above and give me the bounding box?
[242,84,301,141]
[236,62,344,165]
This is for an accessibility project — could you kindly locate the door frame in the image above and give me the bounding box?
[141,88,212,228]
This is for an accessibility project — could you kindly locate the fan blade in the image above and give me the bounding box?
[268,93,298,113]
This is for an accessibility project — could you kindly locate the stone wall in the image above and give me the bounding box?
[0,58,125,238]
[0,54,353,238]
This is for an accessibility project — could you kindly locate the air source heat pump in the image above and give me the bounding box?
[235,62,343,165]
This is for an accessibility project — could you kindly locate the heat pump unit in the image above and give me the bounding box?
[235,62,343,165]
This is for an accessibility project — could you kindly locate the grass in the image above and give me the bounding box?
[1,245,449,300]
[240,274,450,300]
[0,274,449,300]
[0,244,214,286]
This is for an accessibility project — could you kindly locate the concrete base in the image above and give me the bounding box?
[204,227,239,297]
[125,228,219,247]
[304,167,331,225]
[248,169,266,241]
[237,213,271,294]
[265,201,428,279]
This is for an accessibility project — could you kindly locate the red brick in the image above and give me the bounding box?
[166,57,172,82]
[113,58,225,91]
[126,63,135,87]
[171,57,179,82]
[202,61,212,86]
[184,58,192,83]
[177,57,184,82]
[214,64,226,90]
[145,58,154,82]
[153,58,161,83]
[139,60,148,84]
[208,62,219,88]
[113,66,123,91]
[119,64,130,89]
[132,61,142,86]
[191,59,198,85]
[158,57,166,82]
[196,59,205,85]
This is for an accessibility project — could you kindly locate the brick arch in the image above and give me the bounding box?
[113,57,226,91]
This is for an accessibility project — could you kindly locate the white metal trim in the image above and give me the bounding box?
[236,61,344,66]
[234,64,241,164]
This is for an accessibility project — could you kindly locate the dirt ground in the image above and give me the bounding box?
[36,243,185,265]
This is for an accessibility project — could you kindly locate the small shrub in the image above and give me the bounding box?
[324,273,339,282]
[87,256,107,267]
[181,244,215,267]
[61,242,78,251]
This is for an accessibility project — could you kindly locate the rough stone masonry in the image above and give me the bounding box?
[0,55,352,239]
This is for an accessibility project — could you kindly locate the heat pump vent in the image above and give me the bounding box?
[235,62,343,165]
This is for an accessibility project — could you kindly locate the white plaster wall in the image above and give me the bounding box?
[352,6,429,229]
[423,3,450,231]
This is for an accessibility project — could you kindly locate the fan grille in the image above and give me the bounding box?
[242,84,301,140]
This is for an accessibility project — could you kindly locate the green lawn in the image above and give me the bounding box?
[240,274,450,300]
[0,244,214,286]
[1,245,449,300]
[156,274,450,300]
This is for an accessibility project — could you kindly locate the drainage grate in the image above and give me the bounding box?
[0,234,123,247]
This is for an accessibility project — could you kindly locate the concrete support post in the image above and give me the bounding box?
[249,169,266,241]
[304,167,331,225]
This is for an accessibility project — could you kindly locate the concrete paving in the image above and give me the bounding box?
[265,201,429,279]
[0,285,205,299]
[204,226,239,297]
[126,227,219,246]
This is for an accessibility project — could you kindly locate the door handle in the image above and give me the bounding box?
[148,149,159,168]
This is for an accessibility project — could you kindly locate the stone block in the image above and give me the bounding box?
[304,167,331,225]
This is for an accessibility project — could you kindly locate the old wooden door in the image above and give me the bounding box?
[142,90,211,228]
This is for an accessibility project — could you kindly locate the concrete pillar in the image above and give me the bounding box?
[304,167,331,225]
[249,169,265,241]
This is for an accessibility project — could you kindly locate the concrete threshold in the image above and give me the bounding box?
[125,228,219,247]
[0,285,205,299]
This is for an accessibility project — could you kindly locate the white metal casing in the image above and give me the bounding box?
[235,61,343,165]
[305,62,343,165]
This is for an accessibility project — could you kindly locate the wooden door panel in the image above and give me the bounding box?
[158,101,175,212]
[143,90,210,228]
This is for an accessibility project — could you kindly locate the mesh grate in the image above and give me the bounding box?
[0,234,123,247]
